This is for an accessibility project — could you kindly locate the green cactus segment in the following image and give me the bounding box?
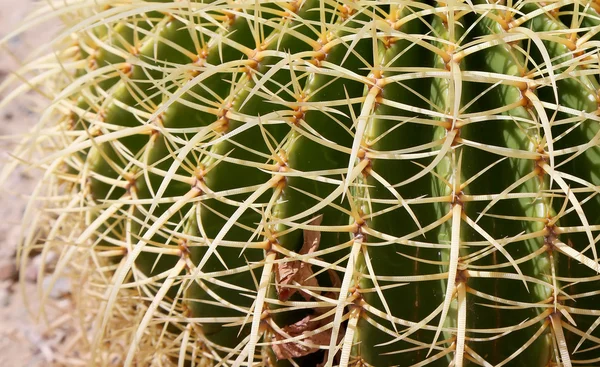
[80,16,226,287]
[428,9,472,365]
[72,14,161,85]
[10,1,600,366]
[265,6,376,366]
[135,0,326,354]
[349,4,444,366]
[68,15,168,171]
[454,7,556,366]
[85,19,199,201]
[570,2,600,42]
[130,17,252,281]
[184,11,318,354]
[524,4,600,360]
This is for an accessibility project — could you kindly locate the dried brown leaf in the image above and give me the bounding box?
[276,215,322,301]
[271,315,332,360]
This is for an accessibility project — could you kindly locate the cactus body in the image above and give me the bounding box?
[5,0,600,366]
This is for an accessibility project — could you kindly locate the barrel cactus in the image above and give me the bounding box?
[3,0,600,366]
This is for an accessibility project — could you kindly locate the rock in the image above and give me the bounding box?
[42,275,70,299]
[0,225,21,257]
[24,257,40,282]
[0,261,17,282]
[0,287,10,307]
[25,252,58,283]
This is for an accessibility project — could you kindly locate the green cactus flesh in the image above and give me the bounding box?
[7,0,600,366]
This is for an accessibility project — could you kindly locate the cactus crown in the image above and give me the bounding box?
[3,0,600,366]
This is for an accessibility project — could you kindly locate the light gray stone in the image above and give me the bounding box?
[0,287,10,307]
[42,275,70,299]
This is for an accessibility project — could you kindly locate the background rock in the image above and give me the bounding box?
[0,2,64,366]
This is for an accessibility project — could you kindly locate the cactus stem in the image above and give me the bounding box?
[550,312,572,367]
[125,258,187,367]
[325,239,361,367]
[344,80,380,201]
[455,282,467,367]
[361,245,397,333]
[429,203,462,357]
[233,251,276,367]
[43,199,127,309]
[94,187,200,361]
[339,305,361,367]
[541,162,597,264]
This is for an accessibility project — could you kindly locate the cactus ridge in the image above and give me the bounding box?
[3,0,600,366]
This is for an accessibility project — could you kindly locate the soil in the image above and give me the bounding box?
[0,2,69,366]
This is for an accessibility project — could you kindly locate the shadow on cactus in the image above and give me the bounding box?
[2,0,600,366]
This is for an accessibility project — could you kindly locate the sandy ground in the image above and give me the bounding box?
[0,1,67,366]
